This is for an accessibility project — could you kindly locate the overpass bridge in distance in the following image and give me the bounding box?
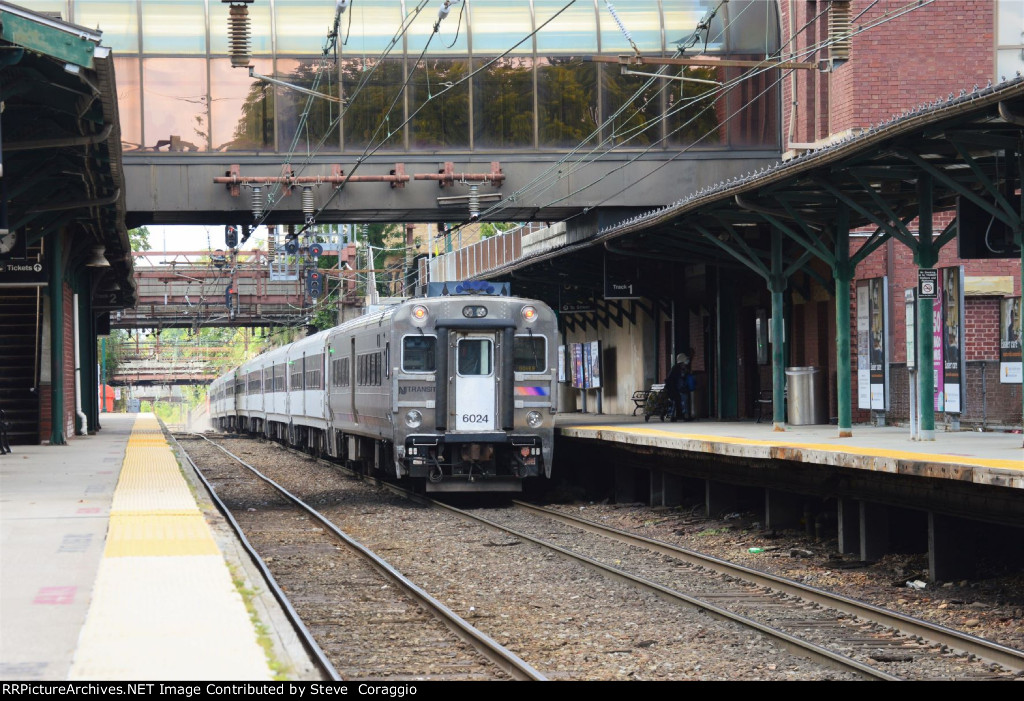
[115,248,368,331]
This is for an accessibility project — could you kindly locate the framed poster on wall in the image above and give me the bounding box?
[939,266,965,413]
[1000,297,1022,384]
[857,278,888,410]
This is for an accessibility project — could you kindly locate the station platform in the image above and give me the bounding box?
[555,414,1023,488]
[0,413,299,681]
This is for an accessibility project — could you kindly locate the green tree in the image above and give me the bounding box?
[479,222,517,239]
[129,226,152,252]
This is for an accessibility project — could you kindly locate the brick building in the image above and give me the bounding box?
[774,0,1022,428]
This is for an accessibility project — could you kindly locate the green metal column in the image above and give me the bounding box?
[916,175,938,441]
[769,230,786,430]
[48,230,65,445]
[834,209,853,437]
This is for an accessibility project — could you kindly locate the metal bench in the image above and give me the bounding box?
[631,387,653,415]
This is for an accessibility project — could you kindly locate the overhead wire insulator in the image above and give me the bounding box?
[250,185,263,219]
[223,0,253,68]
[468,184,480,221]
[301,186,315,222]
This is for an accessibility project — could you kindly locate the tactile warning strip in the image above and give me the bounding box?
[69,414,272,680]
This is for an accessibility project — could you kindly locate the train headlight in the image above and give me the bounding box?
[526,410,543,428]
[521,305,538,323]
[405,410,423,428]
[411,304,429,327]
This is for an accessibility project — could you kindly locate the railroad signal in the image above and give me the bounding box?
[224,284,235,310]
[308,269,323,298]
[310,243,324,258]
[285,236,299,255]
[225,225,238,249]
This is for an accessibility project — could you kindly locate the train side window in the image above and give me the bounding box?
[514,336,547,373]
[457,338,492,376]
[402,335,436,372]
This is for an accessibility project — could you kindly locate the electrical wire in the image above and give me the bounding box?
[464,0,938,230]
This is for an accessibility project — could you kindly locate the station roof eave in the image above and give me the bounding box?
[0,1,136,310]
[485,76,1024,295]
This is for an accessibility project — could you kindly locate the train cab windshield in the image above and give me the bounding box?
[514,336,546,373]
[402,335,436,372]
[457,338,492,376]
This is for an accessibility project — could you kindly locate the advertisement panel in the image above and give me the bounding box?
[1001,297,1022,384]
[858,278,887,410]
[940,266,965,413]
[856,283,870,409]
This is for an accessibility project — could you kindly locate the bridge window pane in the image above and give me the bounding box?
[342,0,407,56]
[141,0,206,54]
[664,66,722,147]
[276,58,341,152]
[114,57,143,152]
[211,58,274,152]
[663,3,724,53]
[468,2,533,55]
[409,59,469,149]
[76,0,139,53]
[28,1,65,15]
[142,58,208,151]
[598,1,662,53]
[210,0,271,55]
[473,57,534,149]
[534,0,598,54]
[341,58,405,150]
[536,58,597,147]
[716,59,780,149]
[601,64,664,146]
[720,0,778,54]
[273,0,337,54]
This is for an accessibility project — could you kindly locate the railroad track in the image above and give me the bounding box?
[173,433,545,682]
[177,432,1022,680]
[450,500,1024,681]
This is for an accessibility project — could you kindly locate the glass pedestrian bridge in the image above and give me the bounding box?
[40,0,779,154]
[35,1,782,224]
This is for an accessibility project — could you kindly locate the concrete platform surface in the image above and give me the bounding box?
[0,413,278,681]
[556,414,1023,487]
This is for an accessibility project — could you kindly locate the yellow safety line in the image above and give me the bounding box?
[102,415,220,557]
[564,425,1024,471]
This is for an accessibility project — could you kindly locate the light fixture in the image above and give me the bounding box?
[86,245,110,267]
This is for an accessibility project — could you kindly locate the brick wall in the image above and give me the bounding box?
[782,1,996,146]
[847,236,1021,426]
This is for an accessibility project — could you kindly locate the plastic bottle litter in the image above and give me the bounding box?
[748,547,764,554]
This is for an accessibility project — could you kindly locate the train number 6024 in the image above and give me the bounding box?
[462,414,489,423]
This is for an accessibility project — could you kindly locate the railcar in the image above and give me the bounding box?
[209,282,557,492]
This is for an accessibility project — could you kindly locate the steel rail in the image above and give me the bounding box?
[513,500,1024,675]
[185,433,547,682]
[167,432,342,682]
[217,434,889,678]
[422,500,895,680]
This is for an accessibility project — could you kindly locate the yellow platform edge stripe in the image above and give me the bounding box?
[565,425,1024,471]
[103,513,219,558]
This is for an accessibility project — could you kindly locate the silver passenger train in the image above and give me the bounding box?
[208,282,557,492]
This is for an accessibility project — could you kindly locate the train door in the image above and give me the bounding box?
[453,334,496,431]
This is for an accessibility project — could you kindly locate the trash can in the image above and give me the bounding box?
[785,366,827,425]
